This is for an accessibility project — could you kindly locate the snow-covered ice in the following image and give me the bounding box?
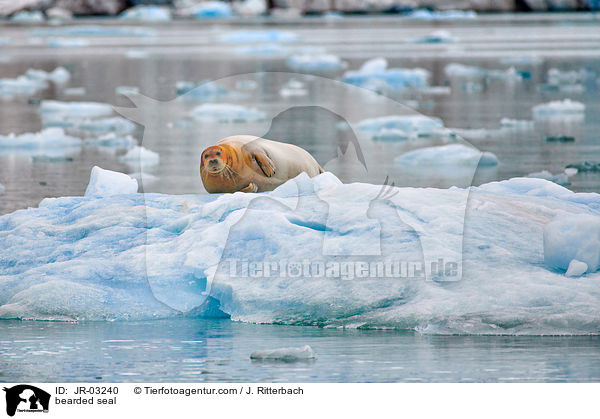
[395,144,498,167]
[189,103,266,123]
[117,146,160,166]
[286,54,347,73]
[544,214,600,276]
[250,345,315,362]
[85,166,138,197]
[119,5,172,21]
[342,58,430,92]
[218,30,299,43]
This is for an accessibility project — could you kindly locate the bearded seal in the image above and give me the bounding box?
[200,135,323,193]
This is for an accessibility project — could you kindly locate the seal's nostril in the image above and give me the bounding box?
[209,159,219,165]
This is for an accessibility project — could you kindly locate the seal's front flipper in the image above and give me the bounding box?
[240,183,258,193]
[253,152,276,177]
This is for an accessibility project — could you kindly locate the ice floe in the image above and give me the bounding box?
[394,144,498,167]
[10,11,44,22]
[119,5,172,21]
[532,99,585,122]
[250,345,316,362]
[85,166,138,197]
[83,133,137,149]
[286,54,347,74]
[342,58,430,92]
[218,30,299,43]
[117,146,160,166]
[189,103,266,123]
[354,115,448,141]
[0,128,82,156]
[0,67,70,99]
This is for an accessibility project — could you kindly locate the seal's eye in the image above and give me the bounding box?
[204,154,209,159]
[216,151,221,156]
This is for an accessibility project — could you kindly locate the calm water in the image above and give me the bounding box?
[2,319,600,382]
[1,15,600,382]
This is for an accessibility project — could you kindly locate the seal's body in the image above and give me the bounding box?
[200,135,323,193]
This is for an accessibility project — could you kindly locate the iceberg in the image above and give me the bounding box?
[117,146,160,166]
[85,167,139,197]
[218,30,299,44]
[354,115,448,141]
[250,345,315,362]
[1,173,600,333]
[544,214,600,276]
[395,144,498,167]
[119,5,172,21]
[342,58,430,92]
[286,54,347,73]
[532,99,585,121]
[189,103,266,123]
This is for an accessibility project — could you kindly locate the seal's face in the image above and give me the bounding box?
[201,146,228,175]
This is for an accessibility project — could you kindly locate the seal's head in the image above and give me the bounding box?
[200,145,228,175]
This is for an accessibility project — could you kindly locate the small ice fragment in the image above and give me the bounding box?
[250,345,316,362]
[565,260,588,278]
[394,144,498,167]
[532,99,585,121]
[10,11,44,22]
[189,103,266,123]
[286,54,347,73]
[117,146,160,166]
[84,166,138,197]
[119,5,172,21]
[116,86,140,96]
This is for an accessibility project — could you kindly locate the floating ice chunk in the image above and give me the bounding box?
[25,67,71,84]
[45,117,136,137]
[0,128,81,152]
[115,86,140,96]
[355,115,447,141]
[189,103,266,123]
[532,99,585,121]
[178,1,233,18]
[395,144,498,167]
[500,118,535,129]
[47,38,90,48]
[286,54,347,73]
[233,43,290,56]
[544,214,600,275]
[39,100,114,119]
[128,171,158,185]
[406,9,477,20]
[30,26,157,38]
[445,63,523,81]
[414,30,453,43]
[84,133,137,149]
[219,30,299,43]
[234,0,266,16]
[527,170,572,187]
[10,11,44,22]
[175,81,229,101]
[565,260,588,278]
[542,68,594,92]
[250,345,315,362]
[84,166,139,197]
[565,161,600,173]
[120,5,172,21]
[0,67,69,99]
[342,58,430,91]
[118,146,160,166]
[279,79,308,97]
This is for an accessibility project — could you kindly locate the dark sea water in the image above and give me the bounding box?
[1,14,600,382]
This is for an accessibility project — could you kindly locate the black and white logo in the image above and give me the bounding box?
[3,385,50,417]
